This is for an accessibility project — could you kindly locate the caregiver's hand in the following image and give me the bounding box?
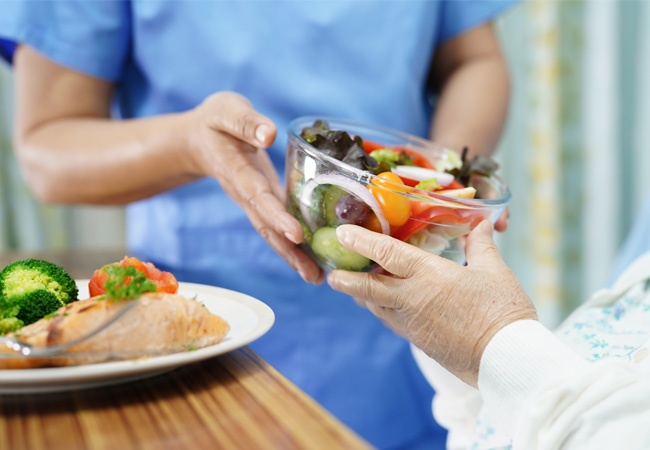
[187,92,323,284]
[14,46,323,285]
[326,221,537,386]
[494,207,509,232]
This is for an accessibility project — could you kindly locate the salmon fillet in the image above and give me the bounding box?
[0,292,230,369]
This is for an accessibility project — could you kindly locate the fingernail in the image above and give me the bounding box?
[478,220,493,232]
[285,231,298,244]
[336,226,350,244]
[256,124,270,145]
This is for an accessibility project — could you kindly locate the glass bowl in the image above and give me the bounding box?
[285,116,511,272]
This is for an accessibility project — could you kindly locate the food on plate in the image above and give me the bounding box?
[89,256,179,297]
[286,118,510,271]
[0,292,230,369]
[0,259,79,334]
[0,257,230,369]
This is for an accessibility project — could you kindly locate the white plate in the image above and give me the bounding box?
[0,281,275,394]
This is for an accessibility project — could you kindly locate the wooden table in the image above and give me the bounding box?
[0,251,372,450]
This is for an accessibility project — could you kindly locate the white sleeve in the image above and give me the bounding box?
[411,344,482,450]
[479,320,650,450]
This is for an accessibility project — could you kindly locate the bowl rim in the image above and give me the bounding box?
[287,116,512,209]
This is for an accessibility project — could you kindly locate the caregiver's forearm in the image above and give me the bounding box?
[430,54,510,157]
[17,114,198,205]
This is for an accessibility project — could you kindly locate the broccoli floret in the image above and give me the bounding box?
[0,317,24,335]
[0,258,79,330]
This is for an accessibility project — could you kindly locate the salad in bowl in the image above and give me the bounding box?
[285,117,511,272]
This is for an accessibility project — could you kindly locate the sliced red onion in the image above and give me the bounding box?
[298,178,322,232]
[298,173,391,235]
[392,165,454,186]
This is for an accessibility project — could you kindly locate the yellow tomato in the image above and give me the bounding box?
[368,172,411,227]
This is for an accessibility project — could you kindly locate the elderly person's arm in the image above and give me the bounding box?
[327,222,650,449]
[411,346,484,450]
[481,320,650,449]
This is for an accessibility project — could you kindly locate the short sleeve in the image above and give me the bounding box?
[438,0,520,43]
[0,0,131,82]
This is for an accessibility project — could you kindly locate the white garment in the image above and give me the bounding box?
[413,250,650,450]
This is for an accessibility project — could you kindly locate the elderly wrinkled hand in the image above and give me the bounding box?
[189,92,323,285]
[326,220,537,386]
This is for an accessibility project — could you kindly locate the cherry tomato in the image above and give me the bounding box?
[368,172,412,227]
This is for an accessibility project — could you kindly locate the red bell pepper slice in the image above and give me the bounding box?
[443,180,466,190]
[397,176,419,187]
[392,206,464,242]
[457,209,489,228]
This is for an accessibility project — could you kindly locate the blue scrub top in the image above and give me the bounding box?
[0,1,518,447]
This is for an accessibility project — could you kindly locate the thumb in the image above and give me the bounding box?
[204,92,277,148]
[464,220,505,269]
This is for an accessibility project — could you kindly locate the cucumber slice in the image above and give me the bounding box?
[311,227,370,271]
[320,185,346,227]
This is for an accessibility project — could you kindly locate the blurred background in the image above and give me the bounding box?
[0,0,648,328]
